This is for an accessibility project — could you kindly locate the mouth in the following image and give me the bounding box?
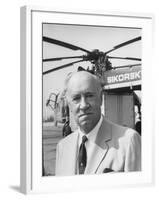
[79,113,93,118]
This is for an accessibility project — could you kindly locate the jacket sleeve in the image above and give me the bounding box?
[124,130,141,172]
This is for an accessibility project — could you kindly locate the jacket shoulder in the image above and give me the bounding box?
[57,130,78,147]
[103,118,140,140]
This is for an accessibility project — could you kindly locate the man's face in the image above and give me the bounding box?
[66,72,102,134]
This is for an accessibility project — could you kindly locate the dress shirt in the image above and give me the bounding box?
[77,115,103,173]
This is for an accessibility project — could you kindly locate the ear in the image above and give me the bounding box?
[65,96,72,113]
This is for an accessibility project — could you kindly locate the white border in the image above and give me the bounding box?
[20,6,154,194]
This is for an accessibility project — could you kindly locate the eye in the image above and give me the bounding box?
[72,95,81,102]
[86,93,94,98]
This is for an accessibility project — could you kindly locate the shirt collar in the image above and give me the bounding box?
[78,115,103,143]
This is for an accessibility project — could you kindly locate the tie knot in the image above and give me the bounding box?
[82,135,88,144]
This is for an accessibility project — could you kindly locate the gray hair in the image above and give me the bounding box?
[63,71,103,99]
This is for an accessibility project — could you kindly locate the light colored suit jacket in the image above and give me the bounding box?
[55,118,141,176]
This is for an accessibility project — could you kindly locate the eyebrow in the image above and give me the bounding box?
[71,91,95,97]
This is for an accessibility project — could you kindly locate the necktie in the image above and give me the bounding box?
[78,135,88,174]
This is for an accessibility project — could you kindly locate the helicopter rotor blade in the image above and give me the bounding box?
[43,55,84,62]
[108,56,141,61]
[113,63,141,69]
[106,36,141,54]
[43,59,85,75]
[43,36,91,54]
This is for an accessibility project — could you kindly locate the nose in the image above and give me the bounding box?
[80,96,90,110]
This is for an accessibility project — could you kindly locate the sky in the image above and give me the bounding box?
[42,24,141,119]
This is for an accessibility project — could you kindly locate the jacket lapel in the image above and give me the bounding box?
[84,118,112,174]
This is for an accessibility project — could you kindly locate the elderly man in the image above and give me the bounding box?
[55,71,141,176]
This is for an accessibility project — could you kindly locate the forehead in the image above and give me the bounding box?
[67,72,99,95]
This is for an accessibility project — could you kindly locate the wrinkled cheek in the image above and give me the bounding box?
[69,103,76,112]
[70,106,79,119]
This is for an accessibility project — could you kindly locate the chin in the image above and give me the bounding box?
[79,121,94,133]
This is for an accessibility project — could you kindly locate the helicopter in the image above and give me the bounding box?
[43,35,142,136]
[43,36,141,75]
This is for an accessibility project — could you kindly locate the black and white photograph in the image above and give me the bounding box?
[1,0,158,199]
[42,23,142,177]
